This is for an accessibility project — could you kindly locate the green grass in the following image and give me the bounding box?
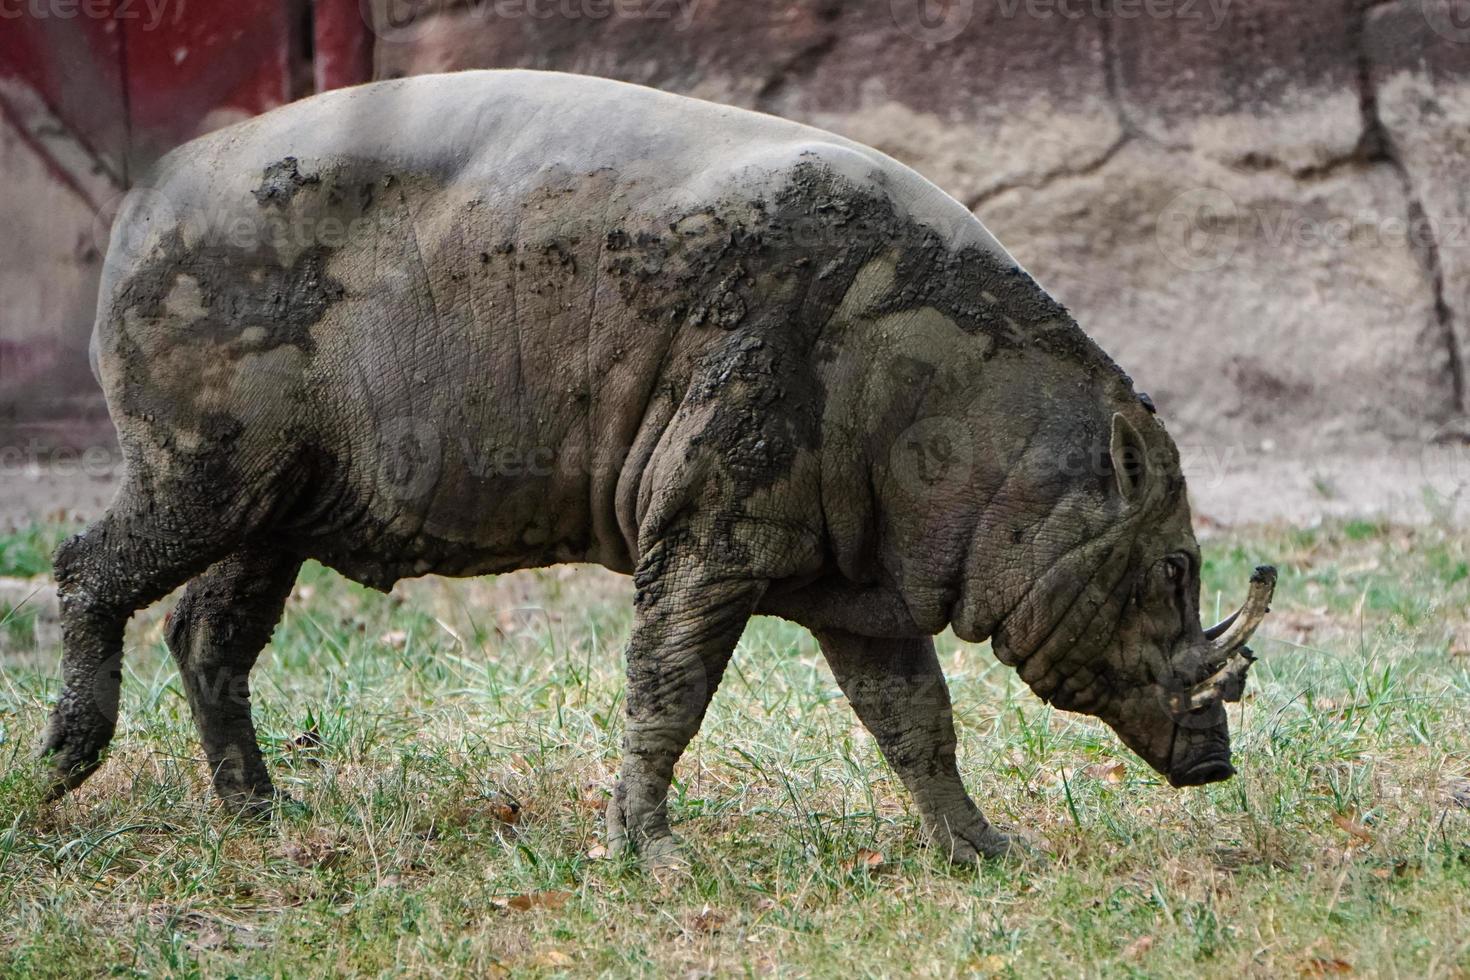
[1,519,1468,977]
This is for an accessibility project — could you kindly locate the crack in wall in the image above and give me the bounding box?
[1098,0,1142,141]
[964,132,1129,211]
[1351,0,1464,414]
[965,4,1135,211]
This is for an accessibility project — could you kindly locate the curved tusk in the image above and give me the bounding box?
[1203,609,1239,641]
[1185,650,1256,711]
[1207,565,1277,655]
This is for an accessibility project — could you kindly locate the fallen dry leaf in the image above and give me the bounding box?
[379,629,409,650]
[534,949,573,967]
[964,954,1008,976]
[494,889,572,912]
[1331,813,1375,846]
[1300,957,1354,976]
[843,849,889,873]
[1368,860,1418,881]
[1123,935,1155,959]
[689,905,728,934]
[1083,760,1126,784]
[586,845,608,860]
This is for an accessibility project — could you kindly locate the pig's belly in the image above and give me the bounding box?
[298,412,639,589]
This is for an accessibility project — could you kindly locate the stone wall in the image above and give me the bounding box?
[6,1,1466,460]
[374,0,1470,451]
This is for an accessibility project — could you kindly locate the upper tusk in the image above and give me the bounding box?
[1203,609,1239,641]
[1207,565,1277,655]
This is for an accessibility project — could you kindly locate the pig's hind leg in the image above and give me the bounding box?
[39,476,263,798]
[165,546,301,814]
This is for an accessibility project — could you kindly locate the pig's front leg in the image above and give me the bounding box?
[606,533,765,868]
[814,629,1019,863]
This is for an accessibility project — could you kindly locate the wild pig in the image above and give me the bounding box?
[41,70,1275,864]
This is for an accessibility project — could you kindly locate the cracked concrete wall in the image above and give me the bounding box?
[377,0,1470,452]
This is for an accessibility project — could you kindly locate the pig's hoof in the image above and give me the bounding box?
[37,718,108,800]
[641,834,690,873]
[217,787,297,822]
[39,756,99,802]
[605,796,687,870]
[940,825,1048,867]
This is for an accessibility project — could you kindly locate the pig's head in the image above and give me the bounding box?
[987,410,1276,788]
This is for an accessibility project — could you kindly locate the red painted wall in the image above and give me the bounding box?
[0,0,373,445]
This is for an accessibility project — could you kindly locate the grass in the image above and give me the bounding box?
[0,519,1468,977]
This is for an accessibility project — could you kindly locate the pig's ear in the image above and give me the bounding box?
[1109,412,1151,505]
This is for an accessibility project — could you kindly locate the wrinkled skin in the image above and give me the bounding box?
[39,70,1271,864]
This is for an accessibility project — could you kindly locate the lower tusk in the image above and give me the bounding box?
[1185,650,1257,711]
[1194,652,1254,708]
